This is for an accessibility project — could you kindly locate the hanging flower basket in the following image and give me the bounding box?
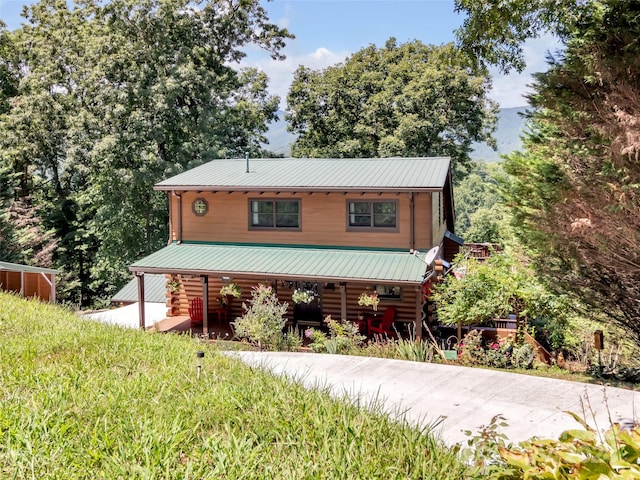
[219,283,242,307]
[358,291,380,311]
[166,278,182,293]
[292,289,316,304]
[220,283,242,299]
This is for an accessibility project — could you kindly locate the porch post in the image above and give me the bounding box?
[340,282,347,321]
[137,273,146,329]
[50,273,56,304]
[201,275,209,336]
[415,285,422,340]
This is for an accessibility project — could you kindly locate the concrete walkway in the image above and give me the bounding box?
[228,351,639,446]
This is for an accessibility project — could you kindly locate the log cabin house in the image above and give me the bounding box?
[129,157,463,338]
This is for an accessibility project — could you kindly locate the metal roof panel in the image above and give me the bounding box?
[130,243,428,284]
[155,157,450,191]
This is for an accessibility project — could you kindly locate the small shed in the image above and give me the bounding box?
[0,261,59,303]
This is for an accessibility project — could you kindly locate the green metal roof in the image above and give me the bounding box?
[155,157,450,192]
[112,274,167,304]
[0,260,59,275]
[130,243,429,285]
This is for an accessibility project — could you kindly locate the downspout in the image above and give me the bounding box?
[409,192,415,251]
[169,190,182,245]
[175,191,182,244]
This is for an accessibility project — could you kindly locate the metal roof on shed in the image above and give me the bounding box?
[130,243,429,285]
[112,274,167,304]
[155,157,450,192]
[0,260,59,275]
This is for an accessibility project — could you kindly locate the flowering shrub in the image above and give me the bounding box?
[292,289,316,304]
[232,284,287,350]
[358,291,380,311]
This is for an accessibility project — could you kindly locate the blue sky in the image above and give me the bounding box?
[1,0,557,108]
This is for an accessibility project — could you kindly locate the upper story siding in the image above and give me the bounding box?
[169,190,438,250]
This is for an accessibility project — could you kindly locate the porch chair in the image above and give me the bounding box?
[366,306,397,338]
[189,297,203,326]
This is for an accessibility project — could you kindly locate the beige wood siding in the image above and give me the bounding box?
[172,191,435,250]
[431,190,447,247]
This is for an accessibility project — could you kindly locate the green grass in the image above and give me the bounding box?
[0,293,470,479]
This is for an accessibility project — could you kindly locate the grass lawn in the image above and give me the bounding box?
[0,293,471,479]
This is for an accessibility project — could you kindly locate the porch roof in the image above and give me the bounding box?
[129,243,429,285]
[112,274,167,304]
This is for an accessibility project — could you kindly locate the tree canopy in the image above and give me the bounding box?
[454,162,509,244]
[0,0,292,306]
[286,38,497,179]
[456,0,640,344]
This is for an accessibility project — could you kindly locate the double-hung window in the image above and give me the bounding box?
[348,200,397,229]
[250,199,300,229]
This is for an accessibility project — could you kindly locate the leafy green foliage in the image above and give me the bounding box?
[433,249,572,355]
[0,292,471,479]
[306,316,365,355]
[286,38,497,180]
[458,330,535,369]
[454,0,577,74]
[492,419,640,479]
[233,284,288,350]
[454,162,509,243]
[480,1,640,345]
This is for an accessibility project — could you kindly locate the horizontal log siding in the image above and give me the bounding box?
[166,276,419,327]
[173,191,434,250]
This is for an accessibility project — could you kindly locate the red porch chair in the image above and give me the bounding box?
[189,297,203,326]
[367,306,397,338]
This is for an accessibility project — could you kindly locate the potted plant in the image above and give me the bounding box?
[292,289,316,304]
[358,290,380,311]
[166,277,182,293]
[219,283,242,308]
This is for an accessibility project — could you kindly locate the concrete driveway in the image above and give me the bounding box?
[228,351,639,446]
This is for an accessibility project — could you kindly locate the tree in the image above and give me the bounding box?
[454,162,509,244]
[286,38,497,179]
[433,249,571,353]
[0,21,18,116]
[456,0,640,344]
[0,0,292,306]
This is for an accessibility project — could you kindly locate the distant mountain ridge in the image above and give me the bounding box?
[262,107,528,162]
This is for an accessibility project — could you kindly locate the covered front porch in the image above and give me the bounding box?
[129,242,435,339]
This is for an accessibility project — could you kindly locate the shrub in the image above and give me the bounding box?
[458,329,485,366]
[490,416,640,479]
[232,284,288,350]
[458,330,535,370]
[511,343,535,369]
[277,326,303,352]
[306,316,365,354]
